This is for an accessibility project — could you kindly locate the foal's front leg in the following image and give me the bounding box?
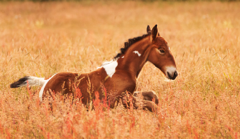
[121,92,158,112]
[133,91,159,105]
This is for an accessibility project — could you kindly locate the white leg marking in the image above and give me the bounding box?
[39,74,57,101]
[151,90,156,95]
[133,51,141,57]
[165,66,177,79]
[101,60,118,78]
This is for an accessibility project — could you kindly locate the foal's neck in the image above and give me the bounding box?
[117,36,152,79]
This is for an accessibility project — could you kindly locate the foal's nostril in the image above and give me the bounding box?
[174,71,178,78]
[167,72,171,79]
[167,71,178,80]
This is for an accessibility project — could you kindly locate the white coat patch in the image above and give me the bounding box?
[133,51,141,57]
[122,56,124,58]
[101,60,118,78]
[39,74,57,101]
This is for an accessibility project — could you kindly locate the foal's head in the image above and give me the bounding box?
[147,25,178,80]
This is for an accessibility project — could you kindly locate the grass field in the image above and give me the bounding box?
[0,1,240,138]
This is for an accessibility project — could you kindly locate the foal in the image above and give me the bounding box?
[10,25,178,111]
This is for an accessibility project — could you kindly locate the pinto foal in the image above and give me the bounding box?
[10,25,178,111]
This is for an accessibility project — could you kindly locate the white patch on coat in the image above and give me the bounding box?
[122,56,124,58]
[133,51,141,57]
[165,66,177,79]
[101,60,118,78]
[39,74,57,101]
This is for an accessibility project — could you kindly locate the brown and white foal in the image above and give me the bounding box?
[10,25,178,111]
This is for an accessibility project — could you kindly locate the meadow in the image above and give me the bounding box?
[0,1,240,138]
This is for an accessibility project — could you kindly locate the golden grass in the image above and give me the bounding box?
[1,1,240,138]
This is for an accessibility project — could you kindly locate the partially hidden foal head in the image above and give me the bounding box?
[146,25,178,80]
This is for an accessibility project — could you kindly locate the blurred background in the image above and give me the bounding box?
[0,0,240,138]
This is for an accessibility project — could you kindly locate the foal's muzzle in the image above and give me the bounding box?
[165,66,178,80]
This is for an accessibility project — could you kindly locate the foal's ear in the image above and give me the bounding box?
[152,24,158,40]
[147,25,151,33]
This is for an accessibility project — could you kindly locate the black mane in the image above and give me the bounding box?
[114,32,151,59]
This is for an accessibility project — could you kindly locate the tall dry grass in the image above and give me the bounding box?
[0,1,240,138]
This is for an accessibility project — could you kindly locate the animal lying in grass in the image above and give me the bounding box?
[10,25,178,111]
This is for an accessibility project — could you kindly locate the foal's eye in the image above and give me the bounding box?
[159,49,165,54]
